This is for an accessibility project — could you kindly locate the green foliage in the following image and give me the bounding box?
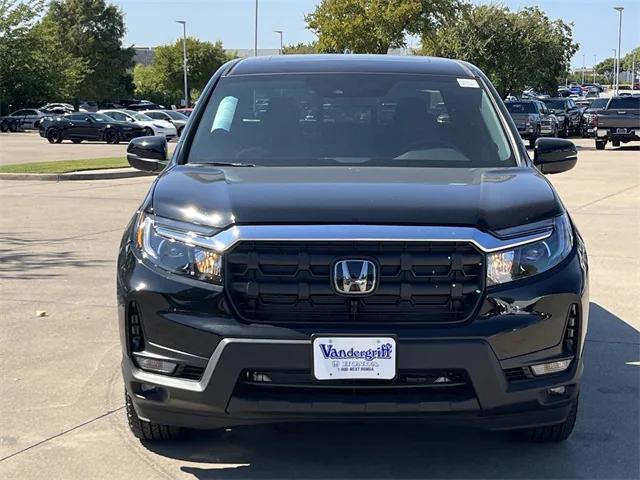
[622,46,639,72]
[42,0,134,101]
[0,0,88,113]
[596,58,615,76]
[421,5,578,97]
[305,0,461,54]
[133,38,232,106]
[282,42,318,54]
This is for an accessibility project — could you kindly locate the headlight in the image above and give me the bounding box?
[134,214,222,284]
[487,214,573,286]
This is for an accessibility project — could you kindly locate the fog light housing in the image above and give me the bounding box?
[135,356,177,375]
[548,386,566,396]
[530,359,571,376]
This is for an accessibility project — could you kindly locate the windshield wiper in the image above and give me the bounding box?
[203,162,256,167]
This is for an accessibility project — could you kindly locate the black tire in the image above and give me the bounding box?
[143,127,154,136]
[560,123,569,138]
[612,140,620,147]
[104,129,120,144]
[528,134,537,149]
[177,126,184,137]
[512,399,578,443]
[0,121,8,132]
[9,122,18,132]
[125,391,182,441]
[47,128,62,144]
[595,140,606,150]
[72,139,83,144]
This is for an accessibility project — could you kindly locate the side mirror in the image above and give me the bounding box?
[533,138,577,175]
[127,136,168,172]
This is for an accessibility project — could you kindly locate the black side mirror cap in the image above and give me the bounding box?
[126,136,168,172]
[533,137,577,175]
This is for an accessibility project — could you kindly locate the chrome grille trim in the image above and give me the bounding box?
[153,223,552,254]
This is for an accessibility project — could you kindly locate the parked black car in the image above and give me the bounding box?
[541,98,583,137]
[580,98,609,138]
[505,100,558,147]
[39,112,146,144]
[595,95,640,149]
[119,55,587,445]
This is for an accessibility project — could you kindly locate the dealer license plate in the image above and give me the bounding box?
[617,128,628,134]
[312,336,396,380]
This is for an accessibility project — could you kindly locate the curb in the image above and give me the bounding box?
[0,168,156,181]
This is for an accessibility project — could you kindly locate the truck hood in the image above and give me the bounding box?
[150,166,562,234]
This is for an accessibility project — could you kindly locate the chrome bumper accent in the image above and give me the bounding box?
[130,338,310,392]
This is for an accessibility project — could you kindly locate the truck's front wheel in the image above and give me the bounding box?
[595,140,606,150]
[512,399,578,442]
[125,391,182,441]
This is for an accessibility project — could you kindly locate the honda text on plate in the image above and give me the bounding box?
[118,55,588,443]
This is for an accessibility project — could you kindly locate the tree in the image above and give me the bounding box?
[305,0,462,54]
[133,38,232,106]
[596,58,615,76]
[42,0,134,101]
[0,0,87,113]
[282,42,318,55]
[421,5,577,98]
[622,46,639,72]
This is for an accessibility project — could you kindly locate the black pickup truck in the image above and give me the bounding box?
[595,96,640,150]
[119,55,588,445]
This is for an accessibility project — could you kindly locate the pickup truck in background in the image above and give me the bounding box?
[595,96,640,150]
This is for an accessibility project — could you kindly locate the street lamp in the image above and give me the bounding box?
[254,0,258,56]
[176,20,188,107]
[582,54,585,84]
[612,48,617,90]
[614,6,624,95]
[593,54,597,83]
[274,30,283,54]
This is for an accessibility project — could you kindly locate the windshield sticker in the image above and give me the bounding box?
[457,78,480,88]
[211,96,238,132]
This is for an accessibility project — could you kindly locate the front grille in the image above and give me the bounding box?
[225,241,484,325]
[126,302,144,354]
[176,365,205,381]
[503,366,532,382]
[240,369,470,390]
[563,304,579,354]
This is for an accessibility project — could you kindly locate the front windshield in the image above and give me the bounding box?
[543,100,565,110]
[589,98,608,109]
[165,110,188,120]
[130,112,152,121]
[187,73,515,168]
[506,102,536,114]
[90,113,114,122]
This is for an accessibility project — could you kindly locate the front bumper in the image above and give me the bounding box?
[117,233,589,431]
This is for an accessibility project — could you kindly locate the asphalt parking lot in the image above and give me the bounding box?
[0,138,638,479]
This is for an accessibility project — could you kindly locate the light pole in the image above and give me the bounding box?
[593,54,597,83]
[614,6,624,94]
[612,48,617,90]
[581,54,585,84]
[176,21,188,107]
[254,0,258,56]
[274,30,283,54]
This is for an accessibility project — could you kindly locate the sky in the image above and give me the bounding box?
[113,0,640,67]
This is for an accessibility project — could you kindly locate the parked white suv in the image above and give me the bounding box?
[141,110,189,136]
[99,109,177,139]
